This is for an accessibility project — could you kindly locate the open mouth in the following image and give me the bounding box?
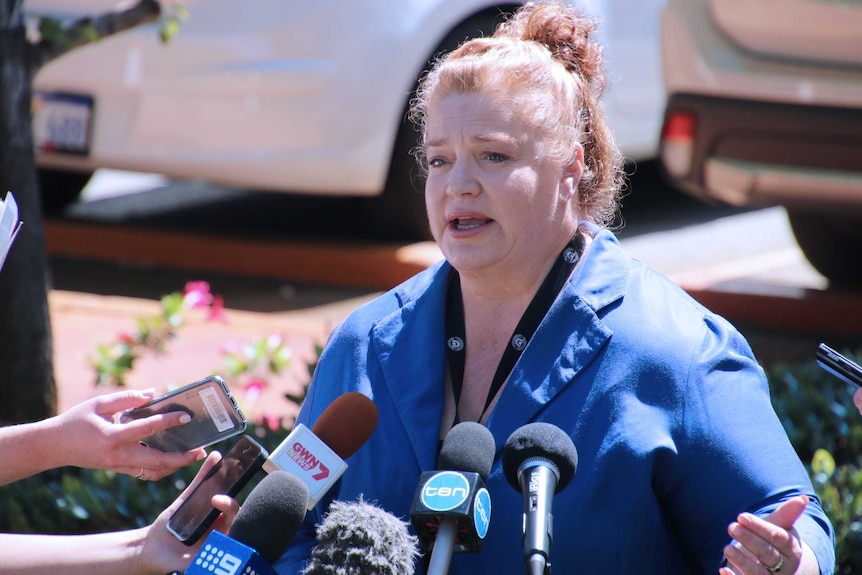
[450,217,491,231]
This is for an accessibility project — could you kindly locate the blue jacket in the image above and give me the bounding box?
[275,228,835,574]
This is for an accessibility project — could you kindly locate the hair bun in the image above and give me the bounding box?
[496,0,605,93]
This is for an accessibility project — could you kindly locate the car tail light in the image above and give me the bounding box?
[660,110,696,179]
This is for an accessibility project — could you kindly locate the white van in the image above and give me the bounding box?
[29,0,667,240]
[660,0,862,285]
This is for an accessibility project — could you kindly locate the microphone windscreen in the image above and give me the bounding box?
[228,470,310,563]
[304,498,420,575]
[437,421,496,480]
[502,422,578,492]
[312,392,379,460]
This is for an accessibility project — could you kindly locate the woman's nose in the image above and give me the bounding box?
[448,159,481,197]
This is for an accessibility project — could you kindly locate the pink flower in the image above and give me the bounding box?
[242,378,267,394]
[260,413,282,432]
[117,332,136,345]
[241,378,267,407]
[183,281,213,309]
[220,340,240,355]
[207,294,228,324]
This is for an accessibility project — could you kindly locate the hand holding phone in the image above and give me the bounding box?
[120,375,247,452]
[167,435,268,545]
[816,343,862,388]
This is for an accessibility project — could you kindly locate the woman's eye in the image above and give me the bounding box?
[428,157,447,168]
[486,152,508,163]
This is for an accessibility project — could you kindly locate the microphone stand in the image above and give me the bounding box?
[521,463,557,575]
[526,556,552,575]
[427,519,457,575]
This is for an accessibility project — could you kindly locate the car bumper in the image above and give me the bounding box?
[660,93,862,215]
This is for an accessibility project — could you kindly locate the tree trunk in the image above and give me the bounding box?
[0,13,57,424]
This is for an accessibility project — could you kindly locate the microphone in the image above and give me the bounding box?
[410,421,495,575]
[502,422,578,575]
[304,498,421,575]
[185,470,309,575]
[263,391,379,509]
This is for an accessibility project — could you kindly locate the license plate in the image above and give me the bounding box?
[32,91,93,155]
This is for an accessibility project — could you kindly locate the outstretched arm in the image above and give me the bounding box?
[0,451,240,575]
[0,388,205,485]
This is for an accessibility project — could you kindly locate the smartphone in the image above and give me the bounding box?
[167,434,268,545]
[119,375,247,452]
[816,343,862,388]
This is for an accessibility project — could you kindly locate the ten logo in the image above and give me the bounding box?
[420,471,470,511]
[473,487,491,539]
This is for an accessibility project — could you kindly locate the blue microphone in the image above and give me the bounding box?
[185,470,309,575]
[188,531,273,575]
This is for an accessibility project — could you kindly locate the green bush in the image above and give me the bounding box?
[2,349,862,573]
[768,346,862,575]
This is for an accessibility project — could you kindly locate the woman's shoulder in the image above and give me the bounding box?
[335,260,450,334]
[586,229,752,353]
[579,228,700,314]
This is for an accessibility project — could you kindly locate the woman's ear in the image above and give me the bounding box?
[559,144,584,201]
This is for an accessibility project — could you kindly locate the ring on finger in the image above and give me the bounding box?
[135,468,146,481]
[765,552,784,573]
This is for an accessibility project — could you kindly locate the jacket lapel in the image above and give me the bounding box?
[485,228,629,452]
[371,262,450,471]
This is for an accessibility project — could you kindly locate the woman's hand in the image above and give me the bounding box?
[138,451,241,574]
[854,387,862,417]
[720,495,819,575]
[49,389,206,480]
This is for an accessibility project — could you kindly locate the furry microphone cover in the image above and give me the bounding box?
[303,498,420,575]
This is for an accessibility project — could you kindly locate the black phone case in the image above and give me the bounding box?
[816,343,862,388]
[167,435,268,545]
[119,375,247,452]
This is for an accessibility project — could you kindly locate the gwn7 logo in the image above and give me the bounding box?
[288,441,330,480]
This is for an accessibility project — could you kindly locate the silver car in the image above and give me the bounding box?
[29,0,667,240]
[660,0,862,286]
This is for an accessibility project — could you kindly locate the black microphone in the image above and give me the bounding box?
[502,422,578,575]
[304,498,421,575]
[410,421,495,575]
[185,470,309,575]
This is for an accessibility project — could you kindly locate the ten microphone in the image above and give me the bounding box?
[185,470,309,575]
[502,422,578,575]
[263,391,379,509]
[304,498,421,575]
[410,421,495,575]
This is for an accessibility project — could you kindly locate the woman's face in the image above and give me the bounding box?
[424,89,581,278]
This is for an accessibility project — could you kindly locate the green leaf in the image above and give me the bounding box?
[174,5,191,21]
[812,448,836,478]
[80,23,100,43]
[161,292,185,316]
[159,18,181,45]
[37,18,64,42]
[222,355,248,376]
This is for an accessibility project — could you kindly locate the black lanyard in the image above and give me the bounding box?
[444,232,585,424]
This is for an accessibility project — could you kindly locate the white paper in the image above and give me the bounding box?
[0,191,23,272]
